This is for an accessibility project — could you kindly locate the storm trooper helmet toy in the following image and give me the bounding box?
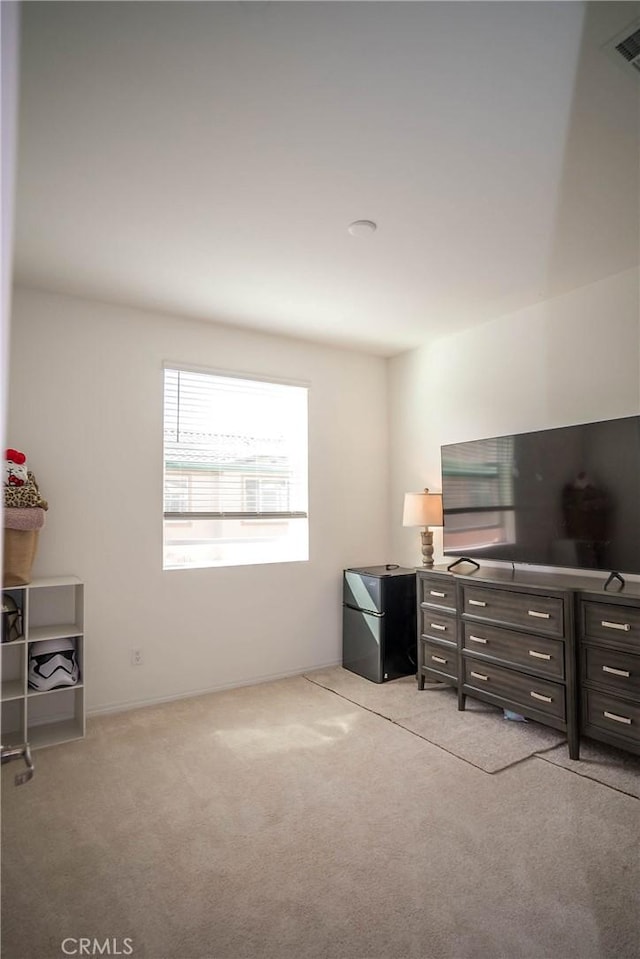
[28,637,79,691]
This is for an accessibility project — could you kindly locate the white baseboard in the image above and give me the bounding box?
[87,659,342,717]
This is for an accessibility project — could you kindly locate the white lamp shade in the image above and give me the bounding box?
[402,490,443,528]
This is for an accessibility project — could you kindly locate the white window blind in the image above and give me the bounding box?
[163,367,309,569]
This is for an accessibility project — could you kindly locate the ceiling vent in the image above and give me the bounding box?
[604,18,640,78]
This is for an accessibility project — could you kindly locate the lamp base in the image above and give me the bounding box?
[420,528,434,568]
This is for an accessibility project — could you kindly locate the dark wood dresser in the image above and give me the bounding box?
[417,572,458,689]
[578,590,640,756]
[416,565,640,761]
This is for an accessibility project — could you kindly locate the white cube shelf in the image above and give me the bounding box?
[1,576,85,749]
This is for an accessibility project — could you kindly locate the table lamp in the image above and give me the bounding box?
[403,488,443,568]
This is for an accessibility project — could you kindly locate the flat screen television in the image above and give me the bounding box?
[441,415,640,575]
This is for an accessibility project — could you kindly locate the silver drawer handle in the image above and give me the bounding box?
[602,665,631,678]
[430,623,447,631]
[603,710,632,726]
[530,691,552,703]
[430,590,446,598]
[470,670,488,681]
[529,650,551,661]
[601,620,631,632]
[468,635,487,645]
[528,610,550,620]
[468,599,486,607]
[431,655,447,665]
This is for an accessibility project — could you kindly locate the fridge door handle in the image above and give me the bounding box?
[343,603,384,617]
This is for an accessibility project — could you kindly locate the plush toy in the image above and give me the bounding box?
[5,449,28,487]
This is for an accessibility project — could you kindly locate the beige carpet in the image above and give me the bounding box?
[539,738,640,799]
[306,667,566,772]
[3,674,640,959]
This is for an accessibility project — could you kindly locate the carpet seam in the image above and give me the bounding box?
[304,675,639,799]
[533,752,640,801]
[302,674,554,776]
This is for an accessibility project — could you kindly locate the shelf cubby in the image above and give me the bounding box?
[2,577,84,750]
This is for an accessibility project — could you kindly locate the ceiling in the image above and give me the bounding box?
[13,1,640,357]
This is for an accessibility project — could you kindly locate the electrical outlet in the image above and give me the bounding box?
[131,648,143,666]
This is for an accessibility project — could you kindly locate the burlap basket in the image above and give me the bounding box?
[3,529,40,587]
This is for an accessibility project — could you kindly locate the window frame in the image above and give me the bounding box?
[162,362,309,570]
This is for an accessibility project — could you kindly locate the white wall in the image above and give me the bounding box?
[11,268,639,710]
[8,288,390,712]
[1,3,20,554]
[389,267,640,568]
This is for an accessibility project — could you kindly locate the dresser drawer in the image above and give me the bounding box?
[583,689,640,748]
[420,638,457,681]
[461,585,565,638]
[463,657,565,719]
[420,609,457,645]
[583,602,640,653]
[583,645,640,698]
[418,574,456,611]
[462,622,564,679]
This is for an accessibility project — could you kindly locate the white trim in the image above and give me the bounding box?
[87,659,341,716]
[162,360,310,391]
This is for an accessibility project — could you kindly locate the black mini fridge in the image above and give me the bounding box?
[342,565,417,683]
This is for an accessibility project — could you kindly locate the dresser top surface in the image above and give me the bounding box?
[422,564,640,601]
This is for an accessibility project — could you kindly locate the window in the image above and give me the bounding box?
[163,366,309,569]
[243,478,290,514]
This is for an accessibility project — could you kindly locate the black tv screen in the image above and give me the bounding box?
[441,415,640,574]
